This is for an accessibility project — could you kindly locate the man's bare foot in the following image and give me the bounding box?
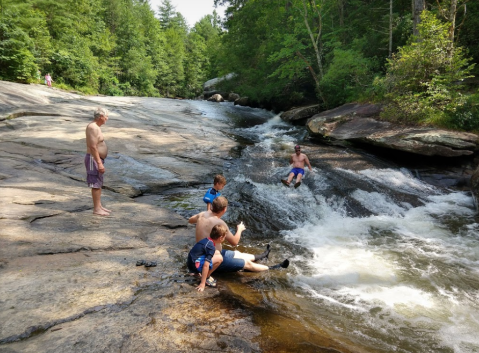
[101,206,111,213]
[93,209,110,216]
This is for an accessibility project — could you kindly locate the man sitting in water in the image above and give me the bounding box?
[282,144,313,188]
[188,196,289,272]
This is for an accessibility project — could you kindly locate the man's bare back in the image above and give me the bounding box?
[192,210,239,251]
[189,197,286,273]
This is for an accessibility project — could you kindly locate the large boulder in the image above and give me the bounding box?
[307,103,479,157]
[203,90,228,100]
[207,93,225,102]
[234,97,249,107]
[203,73,236,92]
[227,92,240,102]
[280,104,320,123]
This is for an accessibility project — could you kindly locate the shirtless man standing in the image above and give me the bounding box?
[282,144,313,188]
[85,107,111,216]
[188,196,289,272]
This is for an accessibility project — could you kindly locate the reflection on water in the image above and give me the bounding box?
[161,100,479,353]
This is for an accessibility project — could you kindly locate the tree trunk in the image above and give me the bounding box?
[295,0,326,103]
[448,0,457,44]
[338,0,344,27]
[389,0,393,58]
[412,0,425,36]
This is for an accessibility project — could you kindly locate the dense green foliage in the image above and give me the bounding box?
[0,0,222,97]
[214,0,415,108]
[377,11,475,128]
[1,0,478,130]
[214,0,478,129]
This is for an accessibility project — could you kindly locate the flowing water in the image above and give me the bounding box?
[157,101,479,353]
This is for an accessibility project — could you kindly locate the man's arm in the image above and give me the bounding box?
[224,221,245,247]
[289,154,293,165]
[86,126,105,173]
[188,213,201,224]
[304,154,313,171]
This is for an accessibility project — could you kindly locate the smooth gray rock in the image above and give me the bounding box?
[280,104,320,123]
[203,73,235,92]
[234,97,249,106]
[0,81,265,352]
[307,103,479,157]
[206,93,224,102]
[227,92,240,102]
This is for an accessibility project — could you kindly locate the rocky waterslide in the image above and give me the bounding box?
[0,81,271,352]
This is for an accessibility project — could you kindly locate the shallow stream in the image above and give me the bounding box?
[155,101,479,353]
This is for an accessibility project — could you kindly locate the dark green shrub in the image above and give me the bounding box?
[378,11,475,127]
[320,48,378,108]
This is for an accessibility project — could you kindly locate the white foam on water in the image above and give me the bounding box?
[351,190,407,216]
[439,305,479,353]
[342,167,438,196]
[227,112,479,351]
[278,168,479,352]
[239,114,290,136]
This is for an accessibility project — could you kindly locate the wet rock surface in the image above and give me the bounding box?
[0,81,269,352]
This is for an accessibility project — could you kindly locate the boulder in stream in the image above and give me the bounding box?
[280,104,320,123]
[207,93,224,102]
[307,103,479,157]
[234,97,249,106]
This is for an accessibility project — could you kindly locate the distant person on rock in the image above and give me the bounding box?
[45,73,53,88]
[203,174,226,211]
[85,107,110,216]
[281,144,312,188]
[188,196,289,273]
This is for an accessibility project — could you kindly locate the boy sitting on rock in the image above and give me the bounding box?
[187,224,227,291]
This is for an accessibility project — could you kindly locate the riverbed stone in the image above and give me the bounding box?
[307,103,479,157]
[206,93,225,102]
[234,97,249,106]
[280,104,320,123]
[227,92,240,102]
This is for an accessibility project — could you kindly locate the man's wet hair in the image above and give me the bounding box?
[212,196,228,213]
[210,224,227,240]
[214,174,226,186]
[94,107,109,120]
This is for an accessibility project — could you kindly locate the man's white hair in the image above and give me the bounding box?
[94,107,109,120]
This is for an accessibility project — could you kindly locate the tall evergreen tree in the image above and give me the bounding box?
[158,0,176,29]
